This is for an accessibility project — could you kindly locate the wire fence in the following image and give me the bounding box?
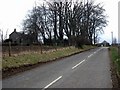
[2,45,70,57]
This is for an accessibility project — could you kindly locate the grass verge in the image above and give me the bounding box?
[3,45,94,70]
[109,47,120,87]
[110,47,120,75]
[2,45,95,78]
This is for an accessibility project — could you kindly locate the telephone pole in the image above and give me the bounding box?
[111,32,113,45]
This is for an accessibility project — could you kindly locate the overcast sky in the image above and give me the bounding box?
[0,0,119,43]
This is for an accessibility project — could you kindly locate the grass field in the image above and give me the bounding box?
[2,45,94,70]
[110,47,120,75]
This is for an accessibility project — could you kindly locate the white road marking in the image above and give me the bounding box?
[72,59,85,69]
[88,54,93,58]
[88,56,90,58]
[87,48,102,59]
[91,54,94,56]
[43,76,62,89]
[96,48,102,53]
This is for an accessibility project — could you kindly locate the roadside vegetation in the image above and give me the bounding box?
[110,46,120,87]
[2,45,94,70]
[110,47,120,75]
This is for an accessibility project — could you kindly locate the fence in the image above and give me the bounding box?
[2,45,58,57]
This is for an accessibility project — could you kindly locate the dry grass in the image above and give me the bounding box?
[2,45,94,70]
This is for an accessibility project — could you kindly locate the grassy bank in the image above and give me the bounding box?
[2,45,94,70]
[110,47,120,76]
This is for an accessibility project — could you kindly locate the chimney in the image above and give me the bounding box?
[14,28,16,32]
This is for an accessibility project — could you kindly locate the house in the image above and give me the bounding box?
[9,29,22,45]
[9,29,38,45]
[96,40,110,47]
[100,40,110,47]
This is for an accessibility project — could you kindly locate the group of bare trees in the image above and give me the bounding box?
[23,0,107,47]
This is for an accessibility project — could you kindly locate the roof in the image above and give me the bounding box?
[101,40,109,44]
[9,29,22,37]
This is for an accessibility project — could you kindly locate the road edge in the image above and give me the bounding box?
[108,47,120,88]
[2,47,96,79]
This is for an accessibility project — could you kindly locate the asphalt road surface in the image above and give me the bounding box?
[3,47,112,88]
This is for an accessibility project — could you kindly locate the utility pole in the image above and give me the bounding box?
[111,32,113,46]
[118,1,120,56]
[118,1,120,46]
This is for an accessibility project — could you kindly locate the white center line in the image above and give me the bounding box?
[94,49,101,54]
[91,54,93,56]
[72,59,85,69]
[43,76,62,89]
[88,54,93,58]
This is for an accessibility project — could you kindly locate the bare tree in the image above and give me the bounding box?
[22,0,108,46]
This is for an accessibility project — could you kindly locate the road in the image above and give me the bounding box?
[2,47,112,88]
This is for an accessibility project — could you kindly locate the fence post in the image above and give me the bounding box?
[40,42,42,54]
[118,45,120,57]
[55,43,57,51]
[8,41,11,56]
